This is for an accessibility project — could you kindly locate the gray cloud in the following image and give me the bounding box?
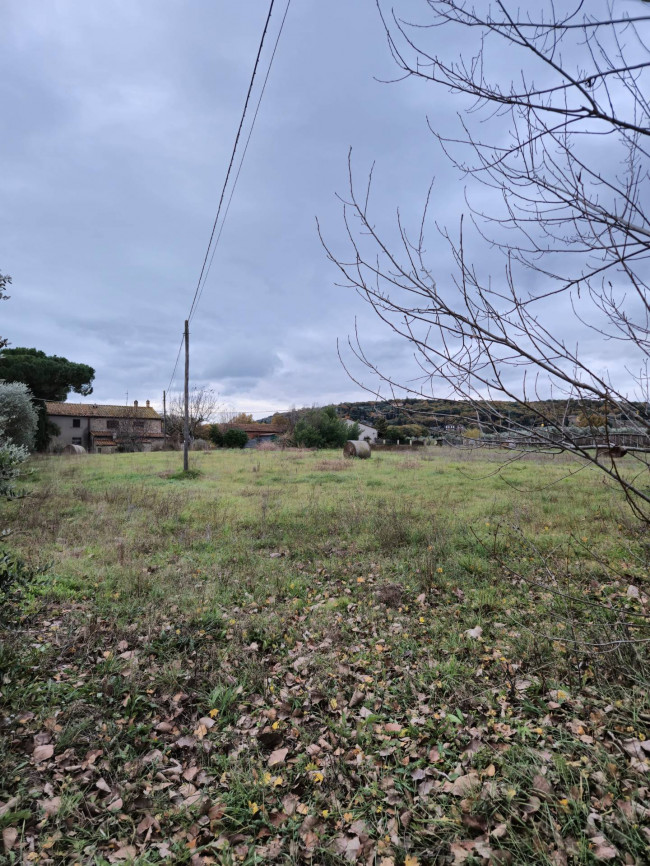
[0,1,637,415]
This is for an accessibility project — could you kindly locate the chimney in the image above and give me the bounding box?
[146,400,150,408]
[134,400,138,408]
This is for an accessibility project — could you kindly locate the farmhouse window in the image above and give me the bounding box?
[72,437,82,445]
[72,418,81,428]
[106,419,119,429]
[134,421,145,429]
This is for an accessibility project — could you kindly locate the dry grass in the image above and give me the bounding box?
[0,448,648,864]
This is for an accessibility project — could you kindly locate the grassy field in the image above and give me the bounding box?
[1,448,649,865]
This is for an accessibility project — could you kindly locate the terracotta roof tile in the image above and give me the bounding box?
[46,402,161,419]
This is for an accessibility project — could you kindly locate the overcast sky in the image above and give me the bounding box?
[1,1,644,416]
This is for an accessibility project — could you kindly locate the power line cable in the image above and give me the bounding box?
[186,0,279,324]
[165,0,290,399]
[191,0,292,320]
[166,332,185,393]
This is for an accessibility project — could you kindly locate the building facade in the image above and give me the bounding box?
[46,400,163,453]
[349,421,378,443]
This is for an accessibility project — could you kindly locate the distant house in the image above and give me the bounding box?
[348,421,378,443]
[46,400,163,453]
[230,423,281,448]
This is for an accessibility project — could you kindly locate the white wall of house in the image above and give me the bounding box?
[49,415,91,450]
[348,421,378,442]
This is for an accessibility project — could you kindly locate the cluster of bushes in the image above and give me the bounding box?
[0,381,38,620]
[383,423,429,443]
[202,407,364,451]
[293,407,358,449]
[0,381,35,498]
[208,426,249,449]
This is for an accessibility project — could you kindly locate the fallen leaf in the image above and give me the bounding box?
[268,747,288,767]
[0,797,19,818]
[445,773,480,797]
[331,834,362,861]
[109,845,137,862]
[137,814,157,835]
[532,774,553,798]
[465,626,483,640]
[40,797,62,817]
[591,836,618,861]
[33,744,54,763]
[282,794,300,816]
[3,828,18,853]
[450,842,473,865]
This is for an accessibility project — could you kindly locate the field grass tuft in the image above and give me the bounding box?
[1,448,648,864]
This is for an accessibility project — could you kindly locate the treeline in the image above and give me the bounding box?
[262,398,650,439]
[324,398,649,433]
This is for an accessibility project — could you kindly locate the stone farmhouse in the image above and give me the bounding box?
[46,400,163,453]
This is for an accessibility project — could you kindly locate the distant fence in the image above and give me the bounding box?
[371,441,428,451]
[487,432,650,451]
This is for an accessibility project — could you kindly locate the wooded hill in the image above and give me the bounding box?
[261,398,650,433]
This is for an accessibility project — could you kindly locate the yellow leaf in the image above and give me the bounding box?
[273,776,284,788]
[329,698,338,710]
[322,809,329,817]
[343,812,354,822]
[405,855,420,866]
[312,772,324,784]
[248,801,259,814]
[209,708,219,718]
[297,803,309,815]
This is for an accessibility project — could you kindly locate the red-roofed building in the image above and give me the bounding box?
[46,400,163,453]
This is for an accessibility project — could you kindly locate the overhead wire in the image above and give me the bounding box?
[166,333,185,393]
[165,0,291,397]
[186,0,279,324]
[190,0,292,320]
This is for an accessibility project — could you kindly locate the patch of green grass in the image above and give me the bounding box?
[0,448,648,864]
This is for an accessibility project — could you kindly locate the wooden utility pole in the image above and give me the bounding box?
[163,390,167,449]
[183,320,190,472]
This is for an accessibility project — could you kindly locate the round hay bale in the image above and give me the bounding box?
[63,444,86,455]
[343,440,371,459]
